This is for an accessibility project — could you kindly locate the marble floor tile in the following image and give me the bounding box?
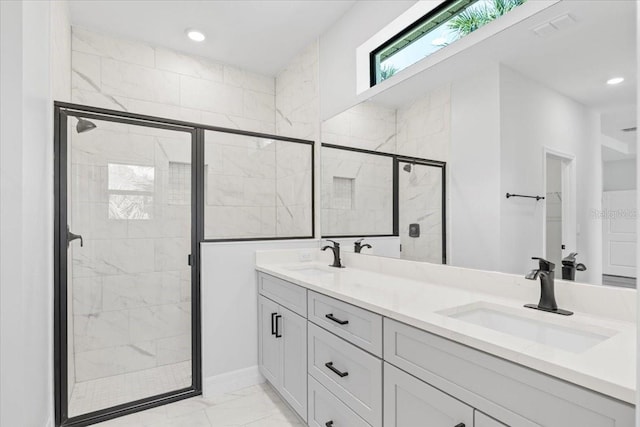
[93,383,302,427]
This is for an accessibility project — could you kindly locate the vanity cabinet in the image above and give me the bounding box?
[384,318,635,427]
[258,293,307,422]
[257,271,634,427]
[384,362,473,427]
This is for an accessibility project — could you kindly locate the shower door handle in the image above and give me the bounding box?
[67,226,83,248]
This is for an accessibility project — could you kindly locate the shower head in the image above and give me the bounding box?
[76,118,97,134]
[403,164,412,173]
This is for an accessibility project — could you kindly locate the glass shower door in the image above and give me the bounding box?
[61,112,196,419]
[397,160,446,264]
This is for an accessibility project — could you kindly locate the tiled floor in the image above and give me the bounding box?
[93,383,304,427]
[70,362,192,417]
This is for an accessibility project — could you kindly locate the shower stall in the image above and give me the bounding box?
[54,102,315,426]
[54,103,202,426]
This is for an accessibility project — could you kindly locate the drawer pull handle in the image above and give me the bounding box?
[325,361,348,378]
[454,424,465,427]
[271,312,277,335]
[325,313,349,325]
[326,422,334,427]
[275,314,282,338]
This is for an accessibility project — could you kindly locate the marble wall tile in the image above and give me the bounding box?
[276,206,312,236]
[72,50,101,93]
[224,65,275,95]
[129,304,191,342]
[74,310,129,352]
[71,88,128,112]
[154,237,190,271]
[73,202,128,240]
[69,28,321,384]
[102,271,181,311]
[155,48,224,82]
[157,334,191,366]
[72,27,155,67]
[204,205,266,238]
[94,238,156,275]
[275,41,319,141]
[73,276,103,315]
[243,89,276,123]
[101,58,180,105]
[180,75,244,115]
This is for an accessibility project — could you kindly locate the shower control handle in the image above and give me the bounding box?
[67,226,84,248]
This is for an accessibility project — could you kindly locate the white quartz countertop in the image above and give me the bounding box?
[256,260,636,405]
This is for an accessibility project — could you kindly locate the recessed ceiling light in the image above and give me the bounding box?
[606,77,624,85]
[186,29,205,42]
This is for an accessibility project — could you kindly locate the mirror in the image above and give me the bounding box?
[320,0,636,288]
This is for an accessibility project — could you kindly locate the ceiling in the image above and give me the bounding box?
[69,0,356,76]
[368,0,636,151]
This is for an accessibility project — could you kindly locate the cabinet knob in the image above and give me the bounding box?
[454,424,465,427]
[325,422,334,427]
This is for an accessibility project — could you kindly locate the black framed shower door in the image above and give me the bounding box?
[53,102,204,427]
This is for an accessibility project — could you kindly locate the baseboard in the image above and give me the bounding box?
[203,365,265,398]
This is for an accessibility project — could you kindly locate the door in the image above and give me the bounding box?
[280,306,308,421]
[603,190,637,278]
[397,160,446,264]
[55,107,200,425]
[545,152,576,266]
[384,363,473,427]
[258,295,281,386]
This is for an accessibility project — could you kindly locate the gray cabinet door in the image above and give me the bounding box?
[280,306,308,422]
[476,411,507,427]
[258,295,281,387]
[384,363,473,427]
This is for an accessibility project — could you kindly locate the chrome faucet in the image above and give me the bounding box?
[322,240,344,268]
[524,257,573,316]
[354,238,372,254]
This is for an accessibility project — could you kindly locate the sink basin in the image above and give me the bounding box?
[442,303,617,353]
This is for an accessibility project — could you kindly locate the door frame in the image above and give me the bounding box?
[53,102,204,427]
[542,148,576,261]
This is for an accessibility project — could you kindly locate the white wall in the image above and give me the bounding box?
[636,5,639,421]
[499,65,602,283]
[201,239,320,396]
[318,0,416,120]
[603,159,637,191]
[0,1,54,426]
[449,64,502,271]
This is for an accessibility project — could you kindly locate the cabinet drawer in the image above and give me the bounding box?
[258,272,307,317]
[308,323,382,427]
[384,319,634,427]
[384,363,473,427]
[308,375,371,427]
[308,291,382,356]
